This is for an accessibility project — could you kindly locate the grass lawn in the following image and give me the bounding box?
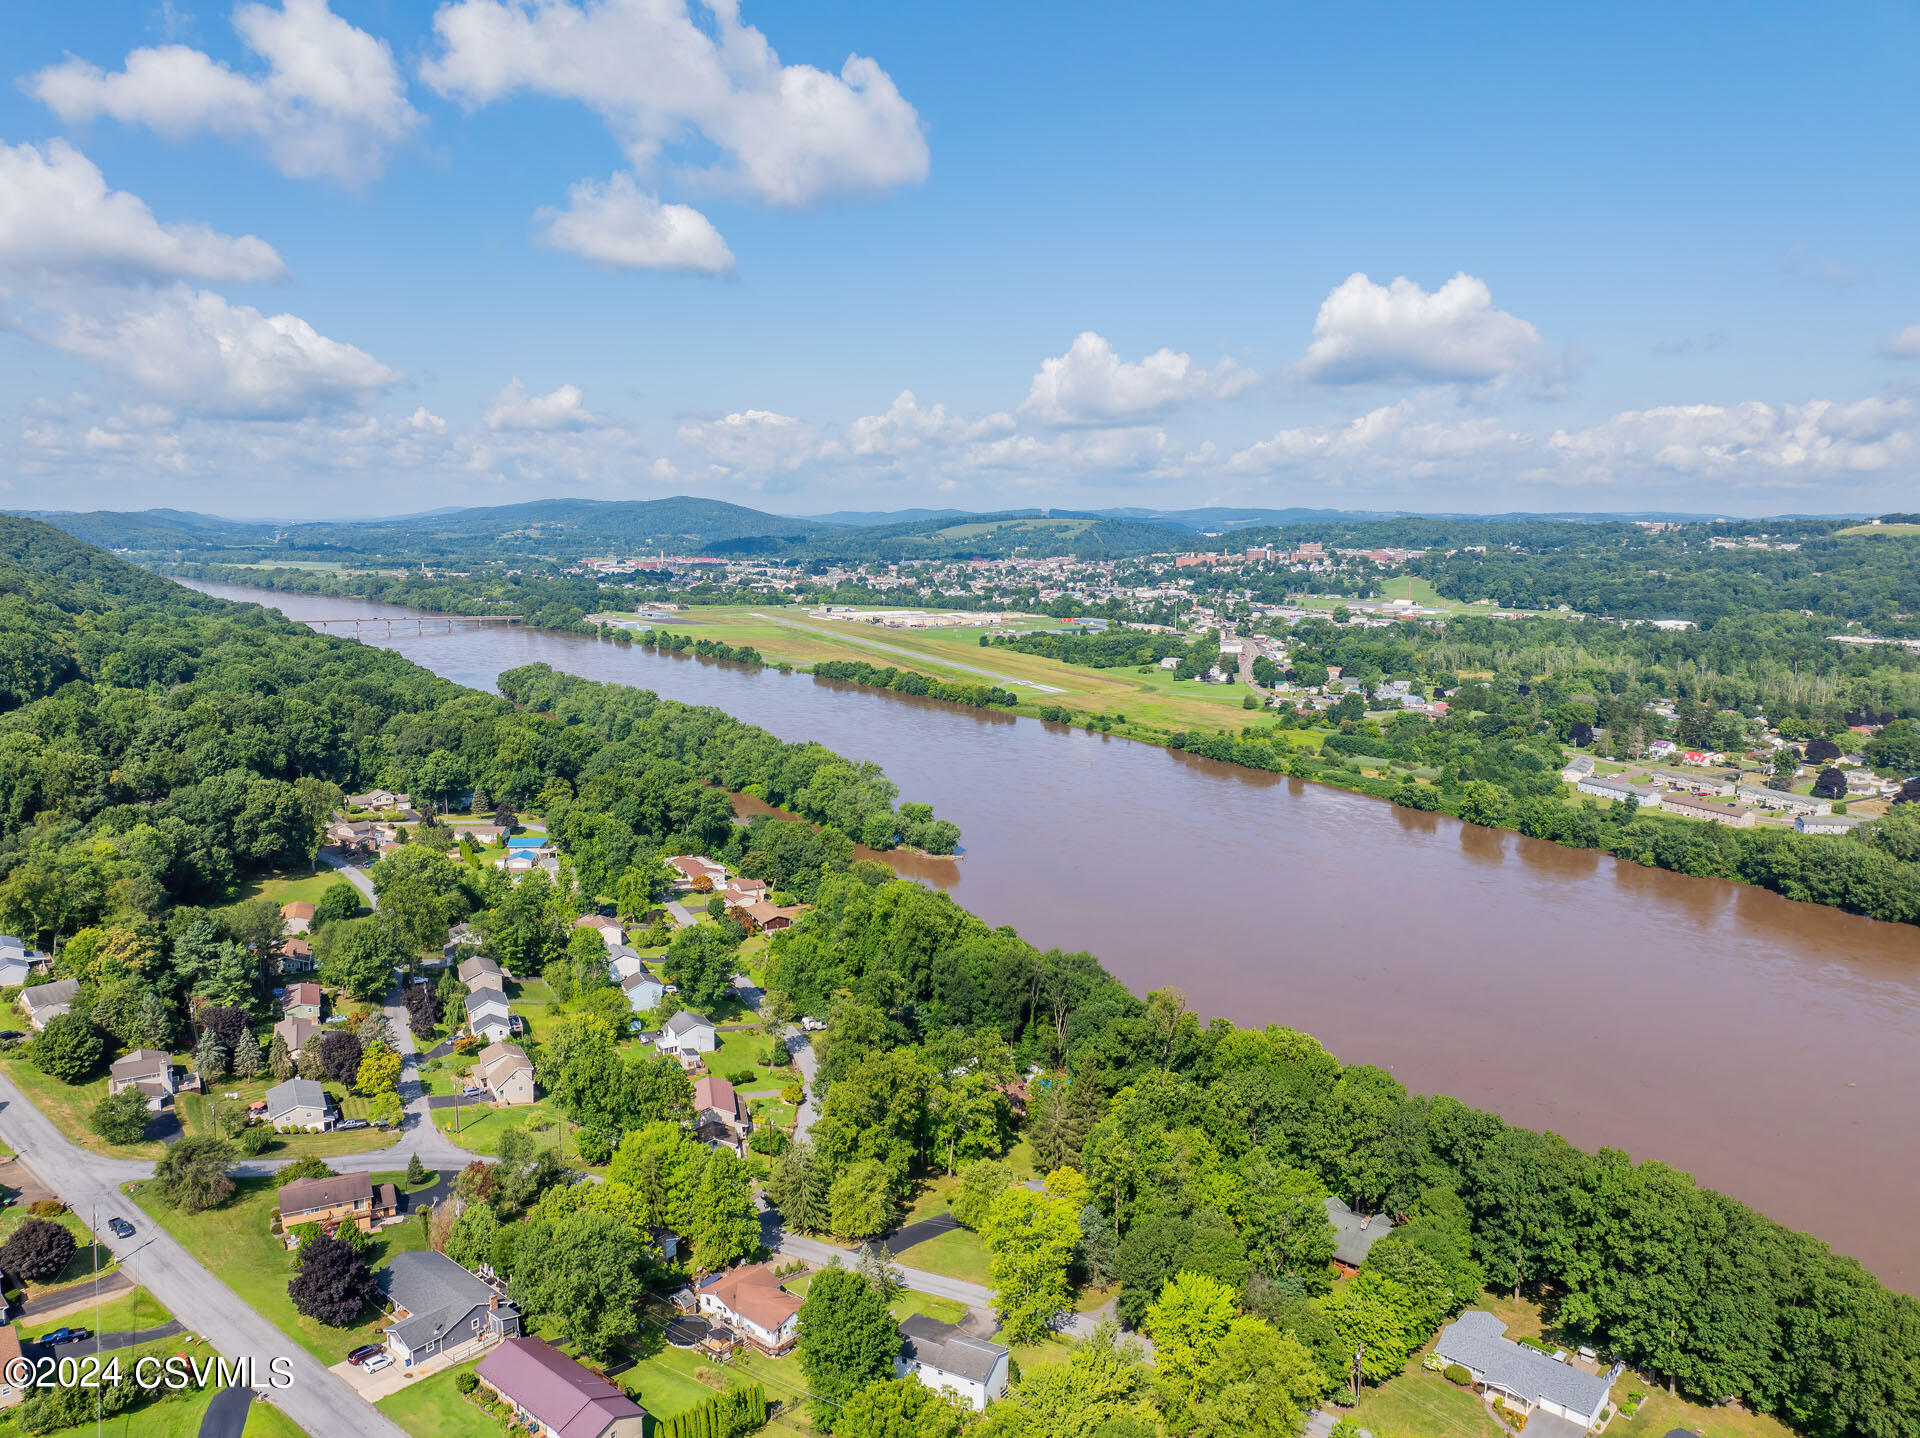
[0,1051,171,1159]
[889,1287,968,1326]
[0,1204,117,1296]
[127,1175,428,1364]
[621,1337,812,1435]
[178,1083,399,1158]
[232,866,355,909]
[22,1286,171,1340]
[1348,1366,1506,1438]
[894,1225,991,1286]
[1606,1384,1798,1438]
[376,1361,506,1438]
[438,1101,599,1168]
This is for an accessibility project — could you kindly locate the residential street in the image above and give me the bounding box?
[0,1070,408,1438]
[785,1026,819,1142]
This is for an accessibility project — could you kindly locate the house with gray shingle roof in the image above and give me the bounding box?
[1433,1310,1618,1431]
[380,1250,520,1369]
[1323,1195,1392,1271]
[896,1314,1010,1411]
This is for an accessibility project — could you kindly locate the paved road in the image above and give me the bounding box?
[16,1269,132,1320]
[318,852,376,904]
[0,1070,408,1438]
[751,612,1066,693]
[760,1212,991,1310]
[663,900,698,929]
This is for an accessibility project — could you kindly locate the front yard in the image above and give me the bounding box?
[126,1174,428,1364]
[0,1203,117,1301]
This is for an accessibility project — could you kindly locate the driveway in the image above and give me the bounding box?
[784,1028,819,1143]
[0,1070,409,1438]
[759,1211,991,1311]
[885,1212,959,1251]
[43,1319,184,1356]
[199,1385,255,1438]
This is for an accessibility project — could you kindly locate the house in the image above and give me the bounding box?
[273,1015,321,1058]
[447,820,506,843]
[692,1075,751,1149]
[327,818,378,852]
[282,982,324,1022]
[380,1250,520,1369]
[1574,775,1662,808]
[1846,768,1887,796]
[1323,1196,1392,1273]
[18,978,79,1031]
[107,1049,176,1110]
[264,1077,331,1131]
[895,1314,1011,1411]
[1659,792,1758,828]
[476,1337,646,1438]
[0,1324,21,1409]
[667,855,727,891]
[1433,1310,1617,1430]
[459,955,503,989]
[697,1265,801,1354]
[655,1010,717,1066]
[722,879,768,910]
[345,789,413,814]
[471,1041,537,1105]
[280,901,315,935]
[1558,754,1596,783]
[573,914,625,951]
[1797,812,1869,835]
[465,986,514,1044]
[279,936,315,973]
[607,945,646,982]
[276,1169,396,1236]
[1647,739,1678,758]
[0,941,42,990]
[443,922,481,964]
[1734,785,1828,816]
[620,965,666,1014]
[740,902,806,934]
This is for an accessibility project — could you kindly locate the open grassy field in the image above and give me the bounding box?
[127,1174,428,1364]
[22,1286,171,1340]
[0,1047,172,1159]
[232,865,353,908]
[597,605,1266,736]
[892,1225,991,1285]
[1836,522,1920,536]
[1349,1365,1507,1438]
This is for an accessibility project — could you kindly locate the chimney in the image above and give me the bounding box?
[490,1294,499,1310]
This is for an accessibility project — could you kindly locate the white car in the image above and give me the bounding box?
[800,1017,827,1032]
[362,1353,392,1374]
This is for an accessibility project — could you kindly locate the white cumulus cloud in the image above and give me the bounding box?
[26,0,422,184]
[841,391,1013,458]
[1883,324,1920,360]
[1229,401,1522,478]
[1023,332,1254,426]
[49,286,398,417]
[533,172,735,273]
[421,0,928,208]
[1546,398,1913,481]
[485,380,598,431]
[0,139,288,284]
[1297,272,1551,387]
[676,409,818,475]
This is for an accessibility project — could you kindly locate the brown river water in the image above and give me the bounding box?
[190,583,1920,1288]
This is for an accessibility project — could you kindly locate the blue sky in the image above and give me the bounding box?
[2,0,1917,516]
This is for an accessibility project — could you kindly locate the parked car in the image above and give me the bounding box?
[363,1353,392,1373]
[107,1217,135,1238]
[335,1118,369,1131]
[346,1345,383,1366]
[38,1327,90,1345]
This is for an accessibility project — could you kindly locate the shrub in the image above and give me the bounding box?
[31,1013,103,1082]
[27,1199,66,1218]
[780,1082,805,1105]
[278,1156,335,1186]
[768,1037,791,1067]
[237,1125,274,1156]
[455,1371,479,1395]
[90,1088,152,1145]
[0,1218,76,1280]
[749,1126,787,1156]
[1444,1363,1473,1386]
[726,1068,757,1086]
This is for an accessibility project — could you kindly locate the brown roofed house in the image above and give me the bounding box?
[471,1041,537,1106]
[276,1169,397,1240]
[279,934,315,973]
[477,1337,646,1438]
[280,901,316,934]
[107,1049,176,1110]
[692,1075,750,1149]
[282,982,323,1021]
[273,1014,320,1058]
[696,1264,801,1354]
[459,955,503,988]
[741,901,805,934]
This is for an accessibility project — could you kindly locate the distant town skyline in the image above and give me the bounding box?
[2,0,1916,516]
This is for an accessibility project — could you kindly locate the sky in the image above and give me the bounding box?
[2,0,1918,519]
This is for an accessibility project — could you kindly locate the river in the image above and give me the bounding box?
[190,582,1920,1288]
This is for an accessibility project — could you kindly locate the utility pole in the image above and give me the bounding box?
[1351,1343,1364,1404]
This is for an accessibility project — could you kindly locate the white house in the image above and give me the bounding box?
[0,945,37,990]
[1433,1310,1617,1431]
[265,1078,331,1132]
[895,1315,1011,1411]
[696,1265,800,1355]
[1734,785,1829,816]
[573,914,625,952]
[465,986,514,1044]
[607,946,647,983]
[1574,776,1662,808]
[621,965,666,1014]
[1797,812,1868,835]
[18,977,79,1031]
[655,1010,717,1064]
[1558,754,1596,782]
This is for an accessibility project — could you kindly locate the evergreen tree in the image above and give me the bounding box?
[268,1032,294,1080]
[194,1029,229,1083]
[690,1151,761,1272]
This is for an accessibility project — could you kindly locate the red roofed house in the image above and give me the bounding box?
[476,1337,645,1438]
[280,901,315,934]
[697,1264,801,1354]
[692,1075,751,1150]
[740,902,806,934]
[282,982,323,1022]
